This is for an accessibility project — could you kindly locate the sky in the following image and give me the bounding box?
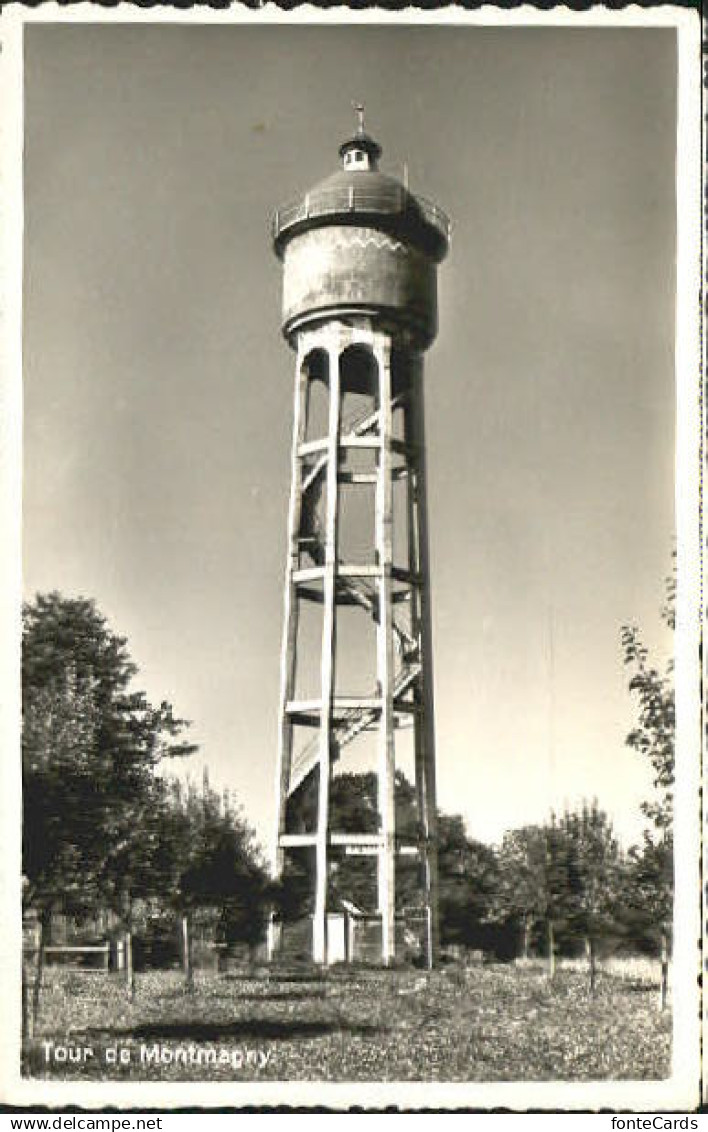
[22,21,677,851]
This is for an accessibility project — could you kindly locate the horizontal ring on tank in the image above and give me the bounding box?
[273,184,449,264]
[281,303,437,352]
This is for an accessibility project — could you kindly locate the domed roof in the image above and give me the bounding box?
[305,165,415,211]
[272,130,449,264]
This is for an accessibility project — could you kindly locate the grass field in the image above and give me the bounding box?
[24,959,671,1082]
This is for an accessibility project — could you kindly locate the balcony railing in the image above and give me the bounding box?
[272,184,450,247]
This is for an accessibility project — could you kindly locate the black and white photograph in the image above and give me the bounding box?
[0,5,702,1112]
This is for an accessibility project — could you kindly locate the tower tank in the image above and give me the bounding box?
[268,117,449,969]
[272,126,449,351]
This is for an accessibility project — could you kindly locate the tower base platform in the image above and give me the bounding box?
[268,909,431,967]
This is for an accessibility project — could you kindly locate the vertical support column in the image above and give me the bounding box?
[375,334,396,966]
[406,360,439,967]
[405,378,429,967]
[313,336,341,965]
[414,367,440,966]
[269,344,309,961]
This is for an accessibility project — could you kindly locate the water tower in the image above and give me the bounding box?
[269,111,449,967]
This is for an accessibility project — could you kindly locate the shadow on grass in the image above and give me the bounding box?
[226,973,328,982]
[78,1018,384,1041]
[236,991,327,1002]
[223,973,328,982]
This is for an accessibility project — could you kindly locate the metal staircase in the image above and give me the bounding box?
[287,398,420,799]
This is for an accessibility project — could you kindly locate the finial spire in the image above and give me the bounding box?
[352,101,365,135]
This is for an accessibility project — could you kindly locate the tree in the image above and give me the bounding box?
[149,773,271,986]
[493,825,550,961]
[436,814,500,951]
[492,819,571,978]
[558,802,624,993]
[620,556,675,1008]
[22,592,196,1024]
[620,837,673,948]
[620,558,675,836]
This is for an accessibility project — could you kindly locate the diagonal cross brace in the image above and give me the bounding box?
[287,661,422,797]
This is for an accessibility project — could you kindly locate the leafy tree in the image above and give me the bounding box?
[149,773,270,985]
[617,835,673,1011]
[436,814,500,950]
[492,825,550,960]
[620,838,673,949]
[620,556,675,1007]
[558,802,624,993]
[539,817,574,978]
[620,559,675,836]
[22,592,196,1020]
[491,817,578,978]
